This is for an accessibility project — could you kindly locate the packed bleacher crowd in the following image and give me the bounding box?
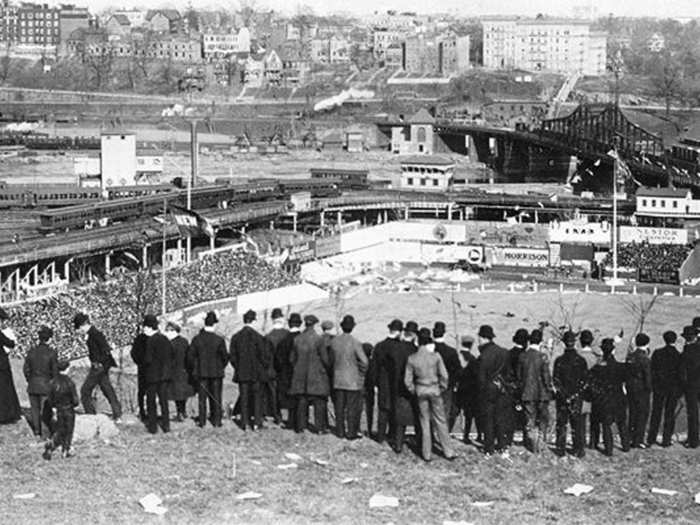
[605,242,692,273]
[4,251,297,360]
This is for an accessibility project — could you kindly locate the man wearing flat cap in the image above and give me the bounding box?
[433,321,461,431]
[73,312,122,421]
[289,315,331,433]
[329,315,368,439]
[141,314,174,434]
[371,319,404,443]
[23,325,58,438]
[264,308,289,425]
[626,333,652,448]
[647,330,681,447]
[477,325,510,456]
[553,330,588,457]
[680,325,700,448]
[230,310,270,431]
[189,311,229,427]
[275,313,303,428]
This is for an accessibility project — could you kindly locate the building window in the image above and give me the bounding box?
[420,178,426,186]
[432,179,438,186]
[407,177,413,185]
[673,201,678,208]
[651,199,656,207]
[661,200,665,207]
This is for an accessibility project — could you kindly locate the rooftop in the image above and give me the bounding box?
[400,154,455,166]
[636,187,691,198]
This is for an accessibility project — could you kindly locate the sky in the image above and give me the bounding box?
[42,0,700,19]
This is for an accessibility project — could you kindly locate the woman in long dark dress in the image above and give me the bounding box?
[0,308,22,424]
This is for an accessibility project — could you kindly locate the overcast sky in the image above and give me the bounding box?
[46,0,700,19]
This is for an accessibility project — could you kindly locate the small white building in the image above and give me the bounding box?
[635,187,698,218]
[399,155,455,191]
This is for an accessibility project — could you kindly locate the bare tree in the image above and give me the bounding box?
[620,294,658,352]
[652,51,684,116]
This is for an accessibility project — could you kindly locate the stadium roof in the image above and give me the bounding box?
[636,187,691,198]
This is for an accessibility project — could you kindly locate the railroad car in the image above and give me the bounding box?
[309,168,369,190]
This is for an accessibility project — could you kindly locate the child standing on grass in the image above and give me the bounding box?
[43,360,79,460]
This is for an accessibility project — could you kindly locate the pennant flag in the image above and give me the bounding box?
[608,149,642,188]
[171,206,214,237]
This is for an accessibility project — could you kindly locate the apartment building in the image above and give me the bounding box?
[482,16,606,75]
[402,33,469,75]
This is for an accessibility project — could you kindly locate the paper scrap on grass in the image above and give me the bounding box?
[651,488,678,496]
[369,494,399,508]
[13,493,36,500]
[341,477,358,484]
[236,491,263,500]
[564,484,594,497]
[277,463,298,470]
[284,453,303,462]
[471,501,495,508]
[312,458,329,466]
[694,492,700,505]
[139,493,168,515]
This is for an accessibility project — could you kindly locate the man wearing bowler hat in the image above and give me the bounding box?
[289,315,331,433]
[73,312,122,421]
[647,330,682,447]
[329,315,368,439]
[230,309,270,431]
[477,325,510,456]
[189,311,229,427]
[275,313,302,428]
[141,314,174,434]
[455,335,481,444]
[371,319,404,443]
[553,331,588,457]
[680,325,700,448]
[626,333,652,448]
[23,325,58,438]
[265,308,289,424]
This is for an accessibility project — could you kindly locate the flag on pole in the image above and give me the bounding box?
[608,149,641,188]
[170,205,214,237]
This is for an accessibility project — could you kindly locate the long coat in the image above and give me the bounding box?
[553,349,588,401]
[289,327,331,397]
[651,344,681,395]
[230,325,270,383]
[478,341,509,403]
[143,332,174,384]
[626,349,652,394]
[23,342,58,396]
[329,333,368,391]
[435,341,461,390]
[275,330,300,408]
[517,347,552,402]
[371,337,396,411]
[386,340,417,426]
[168,335,194,401]
[0,329,21,424]
[87,326,117,369]
[589,358,628,416]
[189,329,228,379]
[680,341,700,390]
[265,327,289,381]
[455,352,479,408]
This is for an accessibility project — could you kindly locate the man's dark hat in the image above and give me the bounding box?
[460,334,475,347]
[0,307,8,320]
[404,321,418,334]
[243,309,257,323]
[635,333,650,347]
[388,319,403,332]
[529,329,543,345]
[304,314,319,326]
[289,313,302,327]
[38,325,53,340]
[579,329,593,346]
[57,360,70,372]
[165,321,181,333]
[418,327,433,346]
[73,312,89,330]
[663,330,677,344]
[204,311,219,326]
[340,315,355,331]
[682,325,697,340]
[433,321,447,338]
[562,330,577,344]
[693,317,700,329]
[601,338,615,354]
[478,325,495,339]
[142,314,159,330]
[271,308,284,320]
[512,328,529,346]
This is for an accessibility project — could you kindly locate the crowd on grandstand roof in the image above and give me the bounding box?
[5,251,297,360]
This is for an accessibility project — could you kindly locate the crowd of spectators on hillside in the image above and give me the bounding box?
[605,243,692,273]
[5,251,297,360]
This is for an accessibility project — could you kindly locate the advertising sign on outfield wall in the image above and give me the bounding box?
[489,246,550,267]
[619,226,687,245]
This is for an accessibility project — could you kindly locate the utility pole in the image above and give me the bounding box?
[161,195,168,315]
[187,119,197,263]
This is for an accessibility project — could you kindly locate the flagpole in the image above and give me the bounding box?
[162,195,167,316]
[187,119,197,264]
[612,151,619,283]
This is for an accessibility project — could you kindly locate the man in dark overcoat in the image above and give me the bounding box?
[386,320,418,453]
[265,308,289,424]
[142,314,174,434]
[130,331,149,421]
[517,329,552,453]
[23,325,58,437]
[680,325,700,448]
[505,328,528,446]
[275,313,302,428]
[370,319,403,442]
[626,333,652,448]
[289,315,331,433]
[230,309,270,431]
[165,321,193,421]
[189,311,229,427]
[647,330,682,447]
[553,331,588,457]
[433,321,461,431]
[455,335,481,444]
[477,325,510,455]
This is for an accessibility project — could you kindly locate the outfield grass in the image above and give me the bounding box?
[3,290,700,524]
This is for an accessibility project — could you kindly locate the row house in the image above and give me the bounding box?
[309,36,350,64]
[145,9,183,34]
[201,27,250,61]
